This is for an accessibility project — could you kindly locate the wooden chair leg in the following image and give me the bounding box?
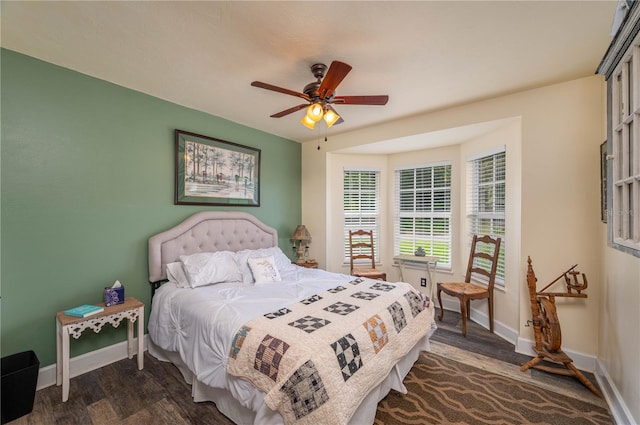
[437,286,444,321]
[488,295,494,333]
[466,299,471,319]
[459,297,468,337]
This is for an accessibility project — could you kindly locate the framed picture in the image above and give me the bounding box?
[600,140,607,223]
[175,129,260,206]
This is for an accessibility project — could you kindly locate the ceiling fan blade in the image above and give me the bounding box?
[251,81,311,102]
[318,61,352,100]
[270,104,308,118]
[332,95,389,105]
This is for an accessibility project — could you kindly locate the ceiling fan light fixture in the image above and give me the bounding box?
[306,103,324,122]
[323,108,340,128]
[301,114,316,129]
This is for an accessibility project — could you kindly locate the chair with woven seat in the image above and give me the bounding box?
[437,234,501,337]
[348,229,386,281]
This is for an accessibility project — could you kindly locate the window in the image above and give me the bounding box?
[343,169,380,262]
[394,162,452,268]
[467,149,506,284]
[610,36,640,252]
[598,4,640,257]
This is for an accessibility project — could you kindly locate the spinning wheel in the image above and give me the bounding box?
[520,257,601,397]
[538,297,561,352]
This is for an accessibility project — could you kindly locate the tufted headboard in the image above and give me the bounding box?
[148,211,279,285]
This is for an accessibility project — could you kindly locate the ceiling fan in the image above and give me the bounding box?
[251,61,389,129]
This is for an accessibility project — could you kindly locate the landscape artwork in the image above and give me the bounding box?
[175,129,260,206]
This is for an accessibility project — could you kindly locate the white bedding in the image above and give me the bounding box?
[149,268,350,404]
[148,266,436,424]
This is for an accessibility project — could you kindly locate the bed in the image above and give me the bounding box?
[147,211,436,425]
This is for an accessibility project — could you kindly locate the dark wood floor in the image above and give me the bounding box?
[7,309,602,424]
[8,351,234,425]
[432,307,602,395]
[433,307,535,364]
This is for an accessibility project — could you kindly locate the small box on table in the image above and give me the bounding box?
[104,285,125,307]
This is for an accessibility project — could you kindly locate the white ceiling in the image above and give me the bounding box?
[1,1,617,148]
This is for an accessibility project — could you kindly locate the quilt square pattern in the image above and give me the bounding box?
[387,301,407,333]
[331,333,363,382]
[301,294,323,305]
[280,360,329,420]
[363,314,388,354]
[327,285,347,293]
[351,291,380,301]
[404,291,426,317]
[349,277,364,285]
[264,308,292,319]
[254,334,290,381]
[288,315,331,333]
[229,325,251,359]
[324,301,359,316]
[371,282,395,292]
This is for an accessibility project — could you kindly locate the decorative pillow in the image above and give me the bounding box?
[235,247,295,284]
[247,255,281,284]
[179,251,243,288]
[166,262,190,288]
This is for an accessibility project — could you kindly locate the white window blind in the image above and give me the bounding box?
[467,149,506,284]
[343,169,380,263]
[394,162,452,268]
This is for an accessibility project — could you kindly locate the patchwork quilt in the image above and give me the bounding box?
[227,277,435,425]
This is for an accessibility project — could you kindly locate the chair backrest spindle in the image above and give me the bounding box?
[464,234,501,291]
[348,229,376,273]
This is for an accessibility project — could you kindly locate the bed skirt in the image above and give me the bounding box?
[148,333,432,425]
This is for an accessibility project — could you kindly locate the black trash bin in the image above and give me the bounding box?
[1,350,39,424]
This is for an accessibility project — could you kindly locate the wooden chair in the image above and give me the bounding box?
[348,229,386,281]
[437,234,501,337]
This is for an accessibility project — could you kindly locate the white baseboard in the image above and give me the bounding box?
[36,335,148,391]
[438,301,596,372]
[595,359,637,425]
[514,336,596,373]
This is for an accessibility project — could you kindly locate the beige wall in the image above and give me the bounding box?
[303,74,638,422]
[601,246,640,422]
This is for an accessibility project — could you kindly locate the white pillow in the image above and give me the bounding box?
[235,247,295,284]
[247,255,282,284]
[179,251,242,288]
[166,262,190,288]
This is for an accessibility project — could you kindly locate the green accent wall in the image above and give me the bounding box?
[0,49,301,367]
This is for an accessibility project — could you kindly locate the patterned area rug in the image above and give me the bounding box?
[374,344,612,425]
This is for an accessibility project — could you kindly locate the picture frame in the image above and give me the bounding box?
[600,140,608,223]
[175,129,260,206]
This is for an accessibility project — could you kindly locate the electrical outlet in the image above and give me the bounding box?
[420,278,427,287]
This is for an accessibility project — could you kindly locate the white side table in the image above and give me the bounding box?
[394,255,439,300]
[56,296,144,402]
